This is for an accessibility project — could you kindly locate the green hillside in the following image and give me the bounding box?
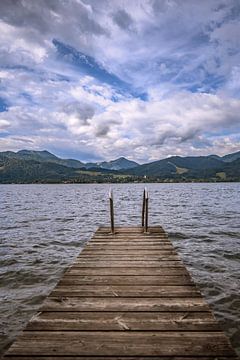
[0,149,240,183]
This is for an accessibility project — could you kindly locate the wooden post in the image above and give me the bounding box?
[141,188,146,227]
[109,189,114,234]
[144,190,149,233]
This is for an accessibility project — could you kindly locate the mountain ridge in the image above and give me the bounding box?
[0,149,240,183]
[1,150,138,171]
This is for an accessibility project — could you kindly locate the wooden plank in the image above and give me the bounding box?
[92,235,168,238]
[85,245,173,249]
[77,258,182,263]
[66,267,189,276]
[6,331,235,357]
[88,240,172,246]
[77,256,181,261]
[81,247,176,251]
[78,251,178,256]
[26,311,220,331]
[4,356,238,360]
[88,245,173,248]
[80,250,176,255]
[78,254,179,259]
[91,236,169,239]
[97,226,164,232]
[91,238,170,241]
[59,275,192,285]
[93,237,169,240]
[95,232,166,235]
[79,250,177,255]
[83,249,175,253]
[73,261,183,267]
[51,285,199,297]
[41,297,209,312]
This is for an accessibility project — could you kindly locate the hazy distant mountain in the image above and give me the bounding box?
[222,151,240,162]
[126,155,224,178]
[208,151,240,163]
[84,157,139,170]
[99,157,139,170]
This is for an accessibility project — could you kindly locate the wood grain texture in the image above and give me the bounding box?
[66,267,189,276]
[73,261,183,267]
[41,296,209,312]
[6,331,235,357]
[59,275,192,285]
[26,311,220,331]
[77,255,180,260]
[3,225,237,359]
[51,285,199,297]
[88,241,172,246]
[4,357,238,360]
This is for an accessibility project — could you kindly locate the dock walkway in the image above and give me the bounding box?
[4,226,237,359]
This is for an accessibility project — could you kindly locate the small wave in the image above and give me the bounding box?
[31,218,51,222]
[209,230,240,238]
[55,217,75,222]
[1,225,30,230]
[169,232,189,239]
[223,253,240,261]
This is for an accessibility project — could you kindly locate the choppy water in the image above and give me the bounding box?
[0,183,240,356]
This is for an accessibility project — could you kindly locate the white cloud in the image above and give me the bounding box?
[0,0,240,161]
[0,119,10,131]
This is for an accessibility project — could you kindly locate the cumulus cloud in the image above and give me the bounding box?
[0,119,10,131]
[0,0,240,161]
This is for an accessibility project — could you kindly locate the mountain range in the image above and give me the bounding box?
[0,149,240,183]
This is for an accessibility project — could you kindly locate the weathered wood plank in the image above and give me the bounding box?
[79,251,176,256]
[26,311,220,331]
[73,261,183,267]
[66,267,189,276]
[85,245,173,249]
[6,331,235,357]
[5,357,238,360]
[91,236,169,239]
[92,235,168,239]
[77,255,180,261]
[81,248,175,252]
[41,297,209,312]
[77,254,179,260]
[51,285,199,297]
[97,226,164,232]
[59,275,192,285]
[89,241,171,245]
[83,248,175,252]
[85,246,174,250]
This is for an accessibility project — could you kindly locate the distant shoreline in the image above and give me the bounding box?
[1,180,240,185]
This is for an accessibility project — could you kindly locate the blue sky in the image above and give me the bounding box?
[0,0,240,162]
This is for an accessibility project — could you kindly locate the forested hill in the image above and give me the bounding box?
[0,150,240,183]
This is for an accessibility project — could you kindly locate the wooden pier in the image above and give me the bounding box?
[3,226,237,359]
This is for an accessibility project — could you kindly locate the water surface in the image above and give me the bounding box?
[0,183,240,355]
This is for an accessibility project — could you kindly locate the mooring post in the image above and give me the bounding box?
[144,189,149,233]
[109,188,115,234]
[141,188,146,227]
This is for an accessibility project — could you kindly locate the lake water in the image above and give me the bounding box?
[0,183,240,356]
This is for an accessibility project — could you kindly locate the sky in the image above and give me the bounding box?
[0,0,240,163]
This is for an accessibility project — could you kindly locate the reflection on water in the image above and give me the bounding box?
[0,183,240,355]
